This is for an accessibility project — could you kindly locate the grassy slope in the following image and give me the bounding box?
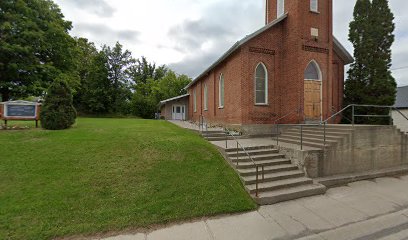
[0,118,255,239]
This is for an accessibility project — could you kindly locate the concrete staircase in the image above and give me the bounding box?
[277,125,354,149]
[201,130,231,141]
[225,145,326,205]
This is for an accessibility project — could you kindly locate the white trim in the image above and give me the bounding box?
[172,104,186,120]
[310,0,318,13]
[254,62,268,105]
[160,94,189,105]
[304,60,322,81]
[219,73,224,108]
[2,101,39,119]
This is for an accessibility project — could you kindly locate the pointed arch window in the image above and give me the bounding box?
[219,74,225,108]
[204,83,208,111]
[193,88,197,112]
[304,61,321,81]
[255,63,268,105]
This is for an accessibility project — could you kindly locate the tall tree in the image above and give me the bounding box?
[344,0,372,110]
[102,42,135,113]
[0,0,77,101]
[368,0,396,109]
[74,38,111,114]
[344,0,396,124]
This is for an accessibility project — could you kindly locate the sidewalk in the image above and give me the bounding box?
[98,175,408,240]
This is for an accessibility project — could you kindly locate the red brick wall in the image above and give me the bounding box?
[189,0,344,126]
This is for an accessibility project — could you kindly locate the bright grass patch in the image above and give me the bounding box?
[0,118,256,239]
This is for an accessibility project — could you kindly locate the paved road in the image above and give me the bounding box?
[97,175,408,240]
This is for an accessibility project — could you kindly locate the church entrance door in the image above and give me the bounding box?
[304,80,322,121]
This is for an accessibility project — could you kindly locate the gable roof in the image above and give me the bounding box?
[185,13,354,90]
[395,86,408,109]
[333,37,354,65]
[159,94,190,106]
[185,13,288,90]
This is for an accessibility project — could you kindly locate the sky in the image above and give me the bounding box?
[54,0,408,86]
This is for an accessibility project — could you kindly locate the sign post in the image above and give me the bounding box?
[0,101,42,128]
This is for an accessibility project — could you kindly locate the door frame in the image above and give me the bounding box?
[304,60,323,122]
[172,104,186,120]
[304,79,323,122]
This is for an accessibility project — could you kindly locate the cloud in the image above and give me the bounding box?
[67,0,115,17]
[72,23,140,46]
[169,46,226,77]
[167,1,263,78]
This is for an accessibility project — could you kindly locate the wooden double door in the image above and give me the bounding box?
[304,80,322,121]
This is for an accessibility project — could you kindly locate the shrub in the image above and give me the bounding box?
[40,79,77,130]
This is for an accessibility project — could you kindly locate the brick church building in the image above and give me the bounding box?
[160,0,353,132]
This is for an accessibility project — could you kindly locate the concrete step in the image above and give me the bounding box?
[238,164,299,177]
[234,158,291,169]
[202,130,225,134]
[281,131,345,141]
[282,128,353,136]
[255,183,327,205]
[279,134,339,144]
[277,136,334,149]
[285,124,354,130]
[247,177,313,194]
[232,153,287,162]
[225,145,275,153]
[201,133,227,138]
[227,148,279,157]
[242,170,305,185]
[205,136,230,141]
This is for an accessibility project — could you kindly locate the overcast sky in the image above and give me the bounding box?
[54,0,408,86]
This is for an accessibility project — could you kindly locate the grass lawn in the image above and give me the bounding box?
[0,118,256,239]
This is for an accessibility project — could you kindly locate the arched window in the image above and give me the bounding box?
[255,63,268,105]
[193,88,197,112]
[219,74,224,108]
[204,83,208,111]
[304,60,321,81]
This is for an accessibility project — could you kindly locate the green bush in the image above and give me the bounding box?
[40,79,77,130]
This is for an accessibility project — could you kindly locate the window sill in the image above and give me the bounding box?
[255,103,269,106]
[310,10,320,14]
[218,106,224,109]
[204,109,208,112]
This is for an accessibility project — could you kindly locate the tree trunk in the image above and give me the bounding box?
[0,89,10,102]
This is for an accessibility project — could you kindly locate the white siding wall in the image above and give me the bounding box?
[392,109,408,133]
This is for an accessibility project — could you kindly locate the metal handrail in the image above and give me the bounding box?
[199,115,208,132]
[274,108,301,146]
[392,107,408,122]
[225,128,263,197]
[322,104,397,125]
[274,108,301,125]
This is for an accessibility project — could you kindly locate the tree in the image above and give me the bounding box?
[131,70,191,119]
[102,42,135,113]
[40,78,77,130]
[344,0,396,124]
[73,38,112,114]
[368,0,396,113]
[0,0,78,101]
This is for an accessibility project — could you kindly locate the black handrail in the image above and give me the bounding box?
[225,128,263,197]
